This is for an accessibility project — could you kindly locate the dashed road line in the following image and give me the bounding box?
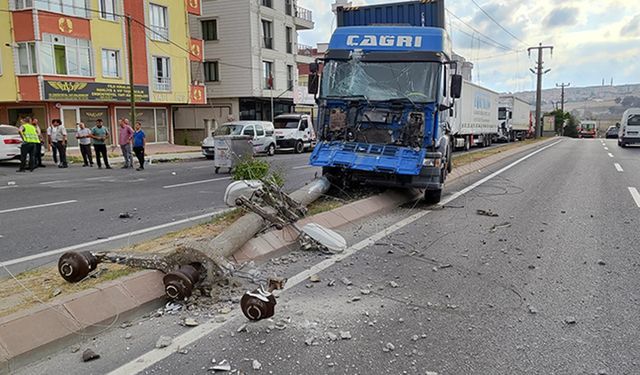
[615,163,624,172]
[163,177,231,189]
[629,187,640,208]
[0,200,77,214]
[608,153,614,158]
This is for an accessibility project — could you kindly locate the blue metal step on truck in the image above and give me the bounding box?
[306,0,463,203]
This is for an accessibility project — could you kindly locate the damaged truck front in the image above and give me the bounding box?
[307,0,461,203]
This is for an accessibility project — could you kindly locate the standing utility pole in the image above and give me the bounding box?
[528,43,554,138]
[126,16,137,126]
[556,82,570,113]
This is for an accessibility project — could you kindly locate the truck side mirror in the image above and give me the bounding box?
[308,73,319,95]
[451,74,462,99]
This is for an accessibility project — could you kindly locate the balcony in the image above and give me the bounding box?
[154,77,172,92]
[296,43,315,64]
[294,5,314,30]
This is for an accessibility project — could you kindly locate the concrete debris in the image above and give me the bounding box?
[527,305,538,315]
[252,359,262,370]
[124,333,133,340]
[70,345,80,353]
[120,322,133,329]
[118,212,132,219]
[597,259,606,266]
[351,296,361,302]
[237,324,247,333]
[305,337,317,346]
[389,281,399,288]
[177,348,189,355]
[219,307,232,314]
[411,335,419,342]
[476,209,499,217]
[52,288,62,297]
[341,277,353,286]
[82,349,100,362]
[164,301,183,313]
[489,222,512,233]
[327,279,336,287]
[184,318,199,327]
[360,289,371,295]
[210,359,232,372]
[439,264,452,269]
[340,331,352,340]
[155,336,173,349]
[564,316,577,325]
[327,332,338,341]
[309,274,321,283]
[384,342,396,352]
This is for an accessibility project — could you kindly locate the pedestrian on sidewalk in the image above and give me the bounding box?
[32,118,45,168]
[76,122,93,167]
[118,118,134,169]
[46,122,58,165]
[91,119,111,169]
[133,121,146,171]
[17,117,39,172]
[51,119,68,168]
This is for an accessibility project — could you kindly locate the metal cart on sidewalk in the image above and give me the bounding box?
[213,135,253,174]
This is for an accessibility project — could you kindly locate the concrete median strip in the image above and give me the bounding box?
[0,137,560,374]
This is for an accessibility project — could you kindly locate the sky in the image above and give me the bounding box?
[296,0,640,93]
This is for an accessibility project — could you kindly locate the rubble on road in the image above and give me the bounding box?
[81,349,100,362]
[155,335,173,348]
[476,209,499,217]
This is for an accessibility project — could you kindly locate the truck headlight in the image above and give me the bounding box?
[423,158,442,168]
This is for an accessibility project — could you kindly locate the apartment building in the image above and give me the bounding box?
[175,0,314,142]
[0,0,205,146]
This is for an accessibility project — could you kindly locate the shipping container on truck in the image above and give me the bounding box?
[498,96,531,141]
[450,80,499,150]
[336,0,446,28]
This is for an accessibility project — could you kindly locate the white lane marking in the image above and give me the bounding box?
[162,177,231,189]
[39,180,69,185]
[85,176,113,181]
[108,139,563,375]
[629,188,640,208]
[191,165,213,170]
[608,153,614,158]
[0,186,18,190]
[292,165,316,170]
[0,209,232,268]
[615,163,624,172]
[604,147,609,150]
[0,200,77,214]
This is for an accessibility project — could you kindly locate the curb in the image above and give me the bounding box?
[0,137,559,373]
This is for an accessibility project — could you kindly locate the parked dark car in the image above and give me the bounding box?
[605,126,619,139]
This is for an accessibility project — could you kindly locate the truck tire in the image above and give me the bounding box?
[294,140,304,154]
[267,143,276,156]
[424,189,442,204]
[464,137,470,151]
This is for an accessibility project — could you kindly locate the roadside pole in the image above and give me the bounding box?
[528,43,554,138]
[126,15,137,126]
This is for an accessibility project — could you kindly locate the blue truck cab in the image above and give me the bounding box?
[307,0,461,203]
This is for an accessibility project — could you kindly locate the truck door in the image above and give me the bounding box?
[299,118,309,142]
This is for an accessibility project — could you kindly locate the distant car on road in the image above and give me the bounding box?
[201,131,215,160]
[578,121,597,138]
[605,126,619,139]
[0,125,22,160]
[214,121,277,156]
[618,108,640,147]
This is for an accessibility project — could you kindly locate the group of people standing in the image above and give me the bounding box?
[17,117,147,172]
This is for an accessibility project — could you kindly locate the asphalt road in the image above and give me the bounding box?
[0,153,320,274]
[18,137,640,374]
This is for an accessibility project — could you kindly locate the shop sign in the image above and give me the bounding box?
[44,81,150,102]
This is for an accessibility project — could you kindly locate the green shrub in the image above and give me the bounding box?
[232,156,270,181]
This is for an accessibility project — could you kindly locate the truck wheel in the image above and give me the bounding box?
[464,137,470,151]
[424,189,442,204]
[294,140,304,154]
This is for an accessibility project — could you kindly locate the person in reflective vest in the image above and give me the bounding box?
[17,117,40,172]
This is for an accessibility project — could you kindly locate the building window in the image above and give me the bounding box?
[39,34,92,77]
[286,27,293,54]
[287,65,293,91]
[16,43,37,74]
[261,0,272,8]
[201,19,218,41]
[204,61,219,82]
[101,49,120,78]
[149,3,169,42]
[285,0,292,15]
[98,0,116,21]
[261,20,273,49]
[22,0,89,18]
[263,61,273,89]
[153,56,171,91]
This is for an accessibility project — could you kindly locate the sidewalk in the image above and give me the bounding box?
[42,143,204,164]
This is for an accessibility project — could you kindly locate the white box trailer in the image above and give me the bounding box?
[451,80,499,150]
[498,96,531,141]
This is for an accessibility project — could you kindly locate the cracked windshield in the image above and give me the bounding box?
[1,0,639,374]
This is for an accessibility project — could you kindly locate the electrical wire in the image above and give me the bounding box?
[445,9,514,52]
[470,0,527,46]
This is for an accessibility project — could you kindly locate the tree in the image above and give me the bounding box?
[564,114,579,138]
[545,109,578,137]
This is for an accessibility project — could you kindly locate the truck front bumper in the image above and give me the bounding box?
[333,166,443,190]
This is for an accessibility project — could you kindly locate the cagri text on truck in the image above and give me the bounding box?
[306,0,461,203]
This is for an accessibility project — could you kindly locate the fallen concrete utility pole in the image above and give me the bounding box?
[57,177,331,320]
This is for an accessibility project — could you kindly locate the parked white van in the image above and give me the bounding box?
[618,108,640,147]
[214,121,277,156]
[273,114,316,153]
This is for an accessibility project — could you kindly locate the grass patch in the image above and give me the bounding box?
[0,209,244,318]
[307,196,344,216]
[452,138,549,169]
